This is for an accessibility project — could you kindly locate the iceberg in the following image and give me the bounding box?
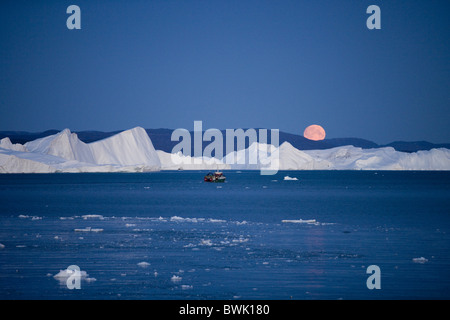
[0,137,27,152]
[89,127,160,169]
[0,127,161,173]
[224,142,279,170]
[25,129,95,163]
[304,145,450,170]
[1,128,449,173]
[157,150,230,170]
[217,142,450,171]
[278,142,331,170]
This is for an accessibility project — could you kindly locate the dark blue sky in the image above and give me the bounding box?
[0,0,449,144]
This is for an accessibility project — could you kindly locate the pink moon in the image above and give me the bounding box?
[303,125,326,141]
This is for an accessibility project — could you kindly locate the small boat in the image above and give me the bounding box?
[204,171,226,183]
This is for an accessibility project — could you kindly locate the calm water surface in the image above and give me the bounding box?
[0,171,449,299]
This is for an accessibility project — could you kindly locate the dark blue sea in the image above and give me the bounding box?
[0,171,449,300]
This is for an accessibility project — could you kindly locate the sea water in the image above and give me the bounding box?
[0,171,449,300]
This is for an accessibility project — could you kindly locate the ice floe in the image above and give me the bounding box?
[74,227,104,232]
[137,262,151,268]
[53,267,96,284]
[171,275,182,283]
[412,257,428,264]
[282,219,323,226]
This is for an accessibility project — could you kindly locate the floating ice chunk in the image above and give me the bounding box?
[125,224,136,227]
[54,269,87,280]
[284,176,298,181]
[18,215,42,220]
[170,216,198,223]
[181,285,193,290]
[232,237,249,243]
[74,227,104,232]
[412,257,428,264]
[200,239,213,246]
[0,243,5,249]
[208,218,226,223]
[282,219,318,225]
[171,275,182,283]
[137,262,151,268]
[53,268,95,285]
[82,214,104,220]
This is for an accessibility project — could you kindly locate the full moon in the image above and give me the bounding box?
[303,124,326,141]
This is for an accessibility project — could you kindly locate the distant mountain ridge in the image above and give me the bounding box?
[1,129,449,153]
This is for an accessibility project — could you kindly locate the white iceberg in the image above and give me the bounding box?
[303,145,450,170]
[157,141,450,171]
[1,127,161,173]
[25,129,95,163]
[0,137,27,152]
[1,128,450,173]
[89,127,160,169]
[222,142,450,171]
[157,150,229,170]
